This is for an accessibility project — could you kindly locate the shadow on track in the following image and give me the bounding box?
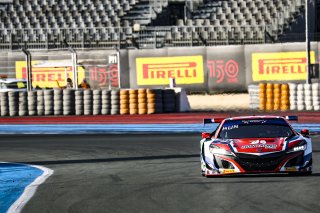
[17,154,199,166]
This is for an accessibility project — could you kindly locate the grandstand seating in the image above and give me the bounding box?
[0,0,307,49]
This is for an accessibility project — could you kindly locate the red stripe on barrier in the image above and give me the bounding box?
[0,112,319,124]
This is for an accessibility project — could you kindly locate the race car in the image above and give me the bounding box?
[200,115,312,176]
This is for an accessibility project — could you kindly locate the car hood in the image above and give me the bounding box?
[230,138,285,153]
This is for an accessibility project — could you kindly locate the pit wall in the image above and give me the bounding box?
[0,41,319,93]
[0,89,183,117]
[248,83,320,111]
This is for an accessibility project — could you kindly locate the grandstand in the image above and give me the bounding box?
[0,0,315,50]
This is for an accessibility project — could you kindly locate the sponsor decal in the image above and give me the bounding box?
[222,169,235,174]
[285,167,298,172]
[252,51,315,81]
[207,59,239,83]
[241,140,277,149]
[222,125,239,131]
[136,56,204,85]
[16,61,84,88]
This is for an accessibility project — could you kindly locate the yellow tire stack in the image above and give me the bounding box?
[120,90,129,115]
[259,83,266,110]
[280,84,290,111]
[265,83,274,111]
[138,89,147,115]
[273,84,281,111]
[129,89,138,115]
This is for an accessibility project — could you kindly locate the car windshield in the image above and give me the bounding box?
[218,118,294,139]
[6,81,27,89]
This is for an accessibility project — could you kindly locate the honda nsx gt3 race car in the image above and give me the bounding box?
[200,116,312,176]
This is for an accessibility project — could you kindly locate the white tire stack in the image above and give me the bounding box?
[93,90,102,115]
[297,84,305,111]
[8,91,18,116]
[37,90,45,116]
[54,89,63,115]
[44,90,54,115]
[75,90,84,115]
[111,89,120,115]
[312,83,320,111]
[0,92,9,116]
[18,91,28,116]
[27,91,37,116]
[289,83,297,111]
[83,89,93,115]
[63,89,75,115]
[101,90,111,115]
[248,85,259,110]
[304,84,313,110]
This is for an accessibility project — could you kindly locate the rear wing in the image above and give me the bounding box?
[283,116,298,121]
[203,118,225,124]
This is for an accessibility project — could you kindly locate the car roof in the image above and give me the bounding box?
[0,78,27,83]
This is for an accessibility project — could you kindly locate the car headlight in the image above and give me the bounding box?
[209,144,233,155]
[287,141,307,153]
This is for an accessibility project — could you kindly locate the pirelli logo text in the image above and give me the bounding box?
[136,56,204,85]
[16,61,85,88]
[252,52,315,81]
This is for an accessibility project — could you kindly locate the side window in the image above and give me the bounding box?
[213,123,222,138]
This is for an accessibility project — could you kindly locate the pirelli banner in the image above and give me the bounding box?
[245,42,319,85]
[129,46,247,92]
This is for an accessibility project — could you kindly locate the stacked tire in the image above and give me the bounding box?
[28,91,37,116]
[163,89,176,112]
[83,90,93,115]
[0,92,9,116]
[280,84,289,111]
[138,89,147,115]
[304,84,313,111]
[44,90,54,115]
[75,90,84,115]
[312,83,320,111]
[8,91,18,116]
[37,90,44,116]
[93,90,101,115]
[147,89,163,114]
[63,89,75,115]
[101,90,111,115]
[273,84,280,111]
[265,83,273,111]
[259,83,266,110]
[120,89,129,115]
[297,84,305,111]
[111,90,120,115]
[18,91,28,116]
[129,89,138,115]
[248,85,259,110]
[289,83,297,111]
[54,89,63,115]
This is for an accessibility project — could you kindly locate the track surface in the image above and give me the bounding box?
[1,134,320,213]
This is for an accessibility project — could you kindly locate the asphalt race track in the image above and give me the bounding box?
[1,134,320,213]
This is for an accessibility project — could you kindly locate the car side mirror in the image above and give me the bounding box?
[300,129,309,137]
[202,132,211,139]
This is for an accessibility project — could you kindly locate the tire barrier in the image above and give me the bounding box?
[93,89,101,115]
[28,91,37,116]
[147,89,163,114]
[111,89,120,115]
[249,83,320,111]
[75,90,84,115]
[101,89,111,115]
[0,88,181,116]
[248,85,259,110]
[83,89,93,115]
[138,89,147,115]
[54,89,63,116]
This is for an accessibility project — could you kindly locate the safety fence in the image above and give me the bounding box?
[0,88,177,116]
[248,83,320,111]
